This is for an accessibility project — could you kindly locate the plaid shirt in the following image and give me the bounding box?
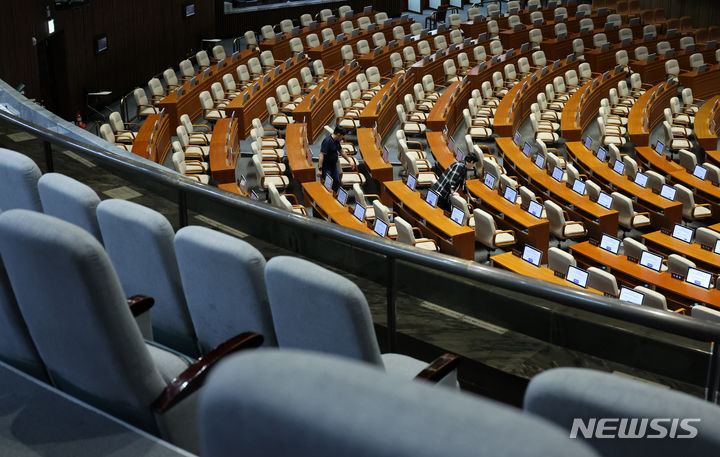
[430,161,467,201]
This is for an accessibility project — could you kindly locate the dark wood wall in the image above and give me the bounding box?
[0,0,216,120]
[638,0,720,29]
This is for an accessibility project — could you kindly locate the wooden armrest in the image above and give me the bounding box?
[283,193,300,204]
[411,226,423,237]
[188,133,210,145]
[365,193,380,201]
[696,203,711,210]
[414,353,461,383]
[673,308,686,314]
[127,295,154,317]
[152,332,264,413]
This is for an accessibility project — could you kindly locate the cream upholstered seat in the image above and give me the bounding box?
[611,192,650,229]
[300,13,312,27]
[172,150,209,184]
[674,184,712,219]
[253,154,289,190]
[374,12,388,25]
[195,50,211,69]
[244,31,258,51]
[108,112,137,143]
[372,32,386,48]
[260,25,275,41]
[353,184,377,221]
[587,267,619,297]
[133,88,160,118]
[176,125,209,159]
[266,97,294,128]
[372,200,398,239]
[548,247,576,274]
[634,287,678,312]
[268,183,307,216]
[473,208,516,249]
[396,217,439,251]
[162,68,180,91]
[667,253,696,278]
[545,200,586,239]
[99,124,131,151]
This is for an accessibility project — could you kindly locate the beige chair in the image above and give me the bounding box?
[195,50,211,70]
[587,267,619,297]
[210,82,230,108]
[356,40,371,56]
[674,184,711,219]
[667,253,695,277]
[372,32,386,48]
[99,124,131,151]
[300,13,313,27]
[406,157,437,187]
[374,12,388,25]
[133,88,160,118]
[611,192,650,230]
[245,31,258,51]
[548,247,576,274]
[289,37,304,56]
[108,112,138,143]
[692,305,720,323]
[434,35,448,51]
[171,150,209,183]
[696,227,720,248]
[395,217,439,251]
[473,208,516,249]
[252,154,289,190]
[353,184,378,221]
[372,200,398,238]
[162,68,180,91]
[266,97,294,128]
[397,105,426,136]
[260,25,275,41]
[212,45,227,62]
[268,183,307,215]
[176,125,209,160]
[634,286,683,313]
[545,200,586,239]
[199,91,225,121]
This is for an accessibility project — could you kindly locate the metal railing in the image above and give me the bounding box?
[1,107,720,401]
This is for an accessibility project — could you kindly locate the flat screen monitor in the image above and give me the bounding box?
[527,200,543,218]
[551,166,564,182]
[250,190,259,200]
[655,141,664,155]
[353,203,366,222]
[534,154,545,169]
[238,175,247,194]
[450,206,465,225]
[634,172,648,188]
[566,265,589,288]
[600,233,621,255]
[184,3,195,17]
[513,131,521,145]
[406,174,417,191]
[596,147,607,162]
[612,160,625,175]
[619,287,645,305]
[336,187,348,207]
[522,142,532,157]
[521,244,542,267]
[693,165,708,180]
[686,267,712,289]
[483,172,496,190]
[584,137,593,149]
[660,184,676,201]
[597,191,613,209]
[715,239,720,255]
[323,175,333,192]
[373,218,389,237]
[672,224,693,243]
[639,250,663,272]
[503,186,517,204]
[572,179,586,196]
[426,189,439,208]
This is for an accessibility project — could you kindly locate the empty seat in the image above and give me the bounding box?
[548,247,576,274]
[545,200,586,239]
[38,173,103,242]
[611,192,650,230]
[587,267,619,296]
[0,149,42,212]
[667,253,695,277]
[396,217,439,251]
[674,184,711,219]
[473,208,516,249]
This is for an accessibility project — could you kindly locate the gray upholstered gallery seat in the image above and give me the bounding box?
[174,225,278,353]
[0,257,45,381]
[199,349,601,457]
[97,199,198,356]
[264,256,457,384]
[0,148,42,212]
[525,367,720,457]
[0,209,263,453]
[37,173,103,242]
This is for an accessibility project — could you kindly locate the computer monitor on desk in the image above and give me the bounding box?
[619,287,645,305]
[566,265,589,288]
[597,191,613,209]
[660,184,676,201]
[600,233,621,255]
[406,174,417,191]
[425,189,439,208]
[450,206,465,226]
[634,172,648,188]
[353,203,366,222]
[521,244,542,267]
[639,250,663,272]
[672,224,693,243]
[686,267,712,289]
[373,218,389,238]
[336,188,348,207]
[527,200,543,218]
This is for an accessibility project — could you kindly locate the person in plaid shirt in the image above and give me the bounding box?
[429,152,480,211]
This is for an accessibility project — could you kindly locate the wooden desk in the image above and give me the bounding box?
[302,181,376,234]
[570,240,720,310]
[566,142,683,229]
[225,56,308,138]
[561,69,625,141]
[357,29,450,76]
[207,118,240,184]
[497,137,619,239]
[492,251,603,295]
[679,65,720,100]
[499,18,585,50]
[306,20,411,70]
[357,128,394,187]
[359,70,415,139]
[630,46,719,85]
[585,33,682,74]
[258,11,375,61]
[427,131,457,171]
[409,38,488,86]
[292,62,361,142]
[634,146,720,221]
[467,180,550,260]
[695,95,720,151]
[494,57,580,137]
[540,37,574,61]
[156,50,257,130]
[627,80,678,146]
[383,180,475,260]
[285,123,315,183]
[643,230,720,273]
[459,5,583,38]
[130,113,172,164]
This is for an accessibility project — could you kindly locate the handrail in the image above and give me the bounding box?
[1,107,719,343]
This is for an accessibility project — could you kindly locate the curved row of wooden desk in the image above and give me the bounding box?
[359,70,415,139]
[561,68,625,141]
[695,95,720,151]
[497,137,619,240]
[585,32,683,74]
[459,3,580,37]
[302,181,376,234]
[631,44,719,85]
[566,142,683,229]
[539,21,644,61]
[259,10,376,61]
[357,29,450,76]
[679,65,720,100]
[570,240,720,310]
[285,123,315,183]
[642,230,720,273]
[131,113,172,164]
[356,127,393,187]
[627,79,679,146]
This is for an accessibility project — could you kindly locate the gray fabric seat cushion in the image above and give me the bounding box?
[145,341,193,384]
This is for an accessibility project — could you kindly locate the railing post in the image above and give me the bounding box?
[43,141,54,172]
[705,341,720,402]
[178,189,188,228]
[386,256,397,352]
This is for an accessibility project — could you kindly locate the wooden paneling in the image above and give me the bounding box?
[636,0,720,29]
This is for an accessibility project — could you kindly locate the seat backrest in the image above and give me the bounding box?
[679,36,695,51]
[696,227,720,248]
[587,267,619,296]
[692,305,720,324]
[357,16,371,30]
[555,22,567,37]
[410,22,423,35]
[38,173,103,242]
[467,7,480,21]
[0,209,168,431]
[450,29,463,44]
[678,149,697,172]
[449,13,461,27]
[634,286,668,311]
[393,25,405,41]
[261,25,275,40]
[472,208,496,247]
[321,27,335,42]
[644,24,657,39]
[97,199,198,356]
[236,64,250,83]
[532,50,546,66]
[610,192,634,227]
[280,19,294,33]
[593,33,607,47]
[0,148,42,212]
[490,39,503,56]
[357,40,370,55]
[667,253,696,277]
[548,247,576,273]
[394,217,416,245]
[622,237,647,259]
[606,13,621,27]
[300,13,312,27]
[434,35,448,50]
[163,68,178,87]
[372,199,393,225]
[543,199,564,235]
[443,59,457,76]
[375,12,388,25]
[289,37,303,54]
[244,30,257,47]
[487,19,499,34]
[579,18,593,33]
[474,45,487,62]
[196,50,210,68]
[264,256,383,366]
[417,40,431,56]
[529,29,543,43]
[665,59,679,76]
[175,226,277,353]
[673,183,694,217]
[212,45,226,61]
